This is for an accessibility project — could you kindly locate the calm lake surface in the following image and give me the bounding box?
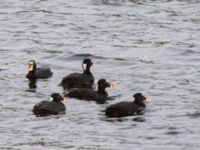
[0,0,200,149]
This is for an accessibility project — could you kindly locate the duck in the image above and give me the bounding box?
[32,93,66,116]
[26,60,53,80]
[64,79,116,104]
[59,58,94,89]
[105,93,151,118]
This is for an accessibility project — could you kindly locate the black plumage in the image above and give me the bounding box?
[26,60,53,80]
[105,93,149,118]
[59,58,94,89]
[33,93,65,117]
[64,79,113,104]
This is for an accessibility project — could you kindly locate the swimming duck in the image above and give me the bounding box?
[33,93,66,116]
[64,79,115,104]
[26,60,53,80]
[59,58,94,89]
[105,93,151,118]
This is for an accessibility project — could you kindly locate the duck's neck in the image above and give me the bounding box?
[53,99,61,103]
[29,70,36,76]
[83,67,92,76]
[97,86,107,94]
[134,101,146,107]
[27,66,36,79]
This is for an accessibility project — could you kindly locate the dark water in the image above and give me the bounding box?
[0,0,200,149]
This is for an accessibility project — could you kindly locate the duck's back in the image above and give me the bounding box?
[105,102,145,118]
[35,67,53,79]
[33,101,65,116]
[66,88,107,102]
[60,73,94,89]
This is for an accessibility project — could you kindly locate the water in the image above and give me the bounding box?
[0,0,200,149]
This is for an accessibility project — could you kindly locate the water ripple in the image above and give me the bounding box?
[0,0,200,149]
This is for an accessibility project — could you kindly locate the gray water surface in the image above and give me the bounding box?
[0,0,200,149]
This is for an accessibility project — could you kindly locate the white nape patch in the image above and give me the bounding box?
[49,97,53,101]
[29,61,34,65]
[83,64,87,71]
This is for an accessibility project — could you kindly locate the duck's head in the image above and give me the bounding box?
[28,60,36,72]
[97,79,116,91]
[82,58,93,72]
[51,93,64,102]
[133,93,151,104]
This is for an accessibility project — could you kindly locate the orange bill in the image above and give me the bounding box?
[28,65,33,72]
[111,83,116,90]
[63,96,70,101]
[144,96,152,102]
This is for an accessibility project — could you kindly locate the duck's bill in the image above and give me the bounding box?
[63,96,70,101]
[110,83,116,90]
[144,96,152,102]
[28,65,33,71]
